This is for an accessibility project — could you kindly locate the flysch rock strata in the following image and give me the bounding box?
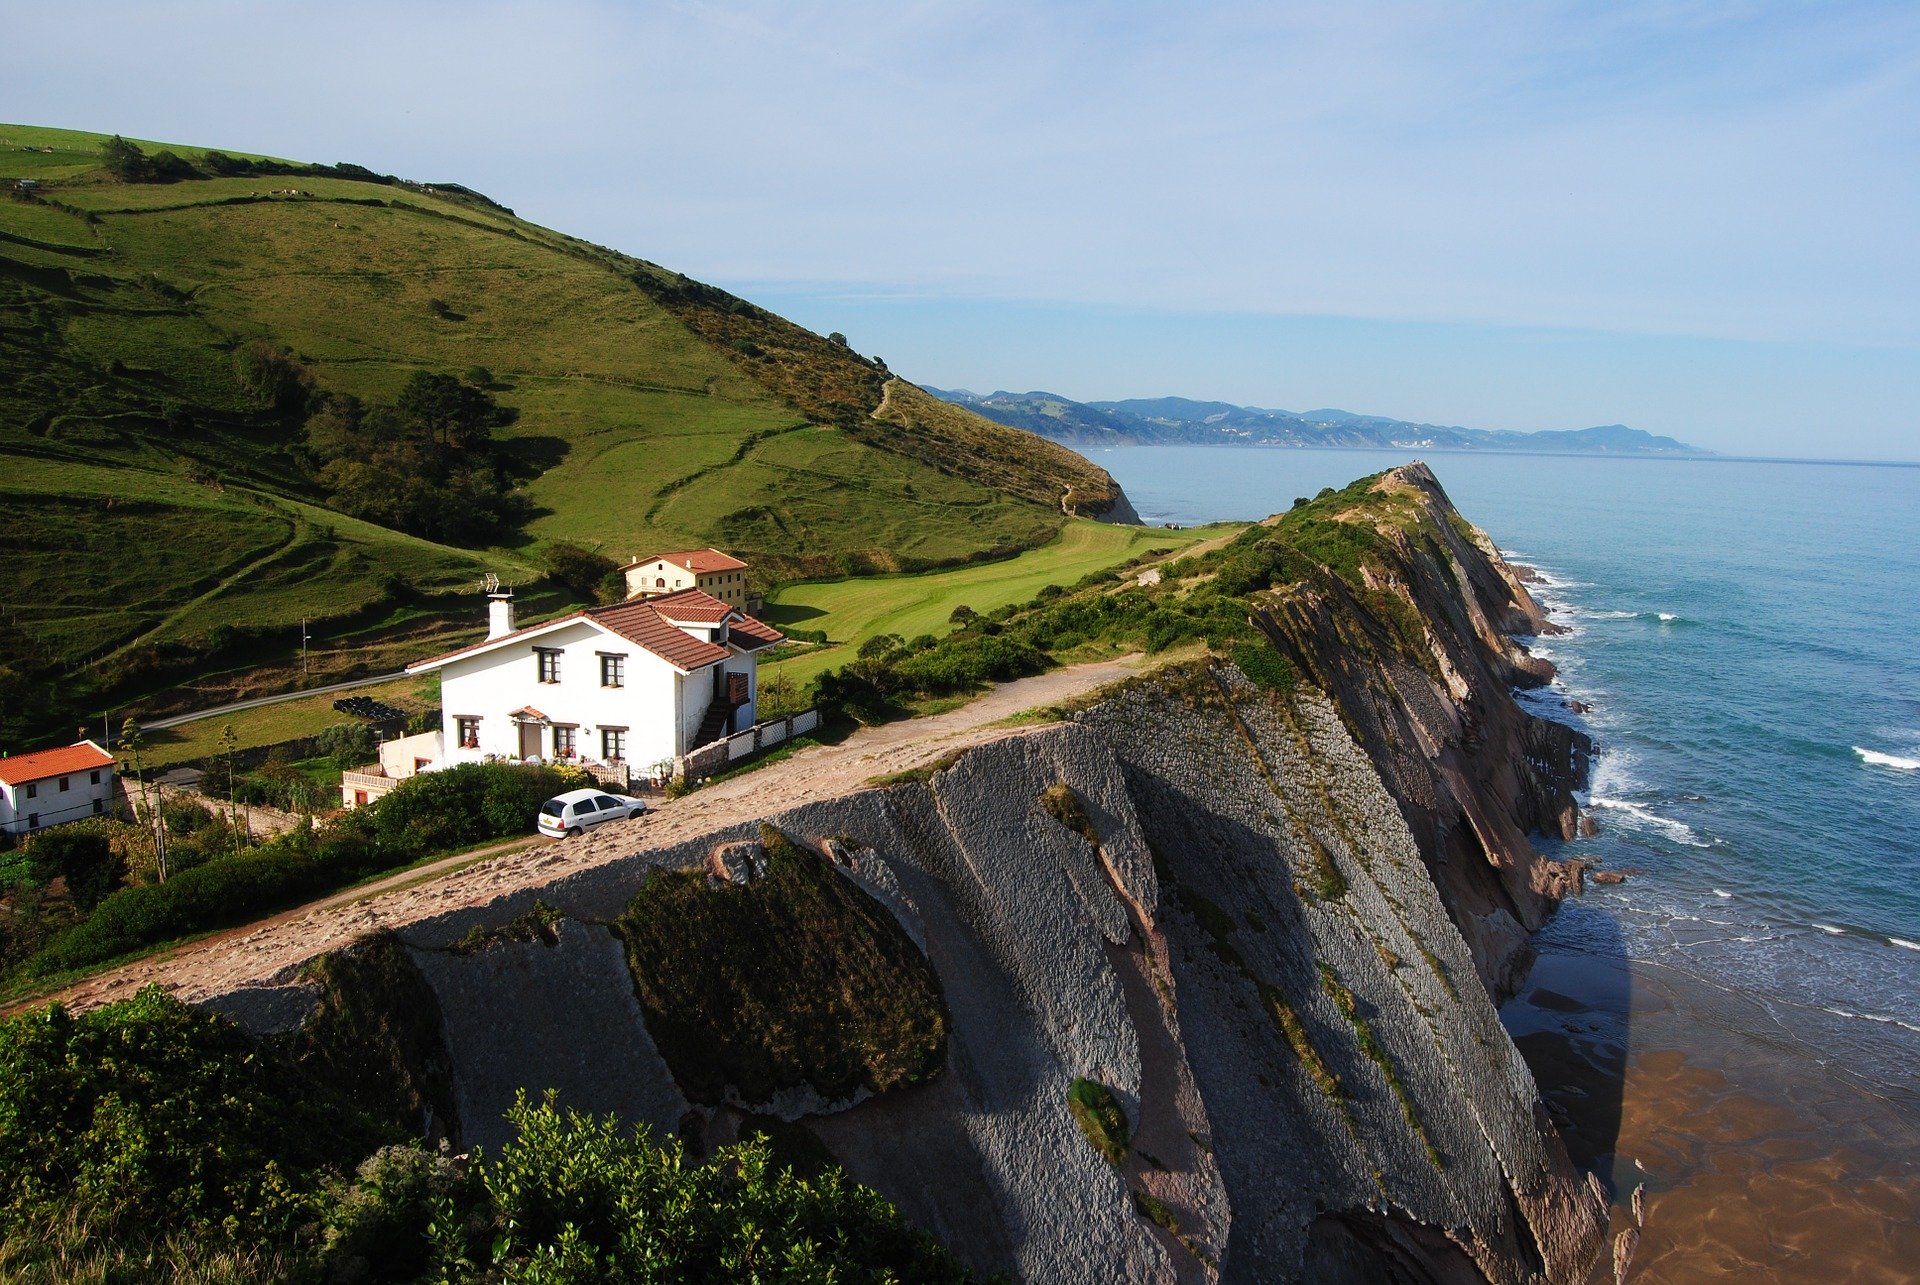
[192,463,1607,1282]
[203,677,1604,1282]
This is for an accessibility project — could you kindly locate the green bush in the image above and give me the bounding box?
[1230,640,1298,695]
[612,827,948,1106]
[0,993,976,1281]
[1067,1078,1130,1166]
[0,987,389,1251]
[26,764,566,978]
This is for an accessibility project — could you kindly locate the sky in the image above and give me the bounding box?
[4,1,1917,459]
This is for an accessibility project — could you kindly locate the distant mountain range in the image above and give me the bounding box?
[924,388,1707,456]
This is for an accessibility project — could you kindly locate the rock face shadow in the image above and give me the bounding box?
[1501,903,1632,1195]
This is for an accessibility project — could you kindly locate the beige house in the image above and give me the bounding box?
[619,548,750,607]
[339,729,442,809]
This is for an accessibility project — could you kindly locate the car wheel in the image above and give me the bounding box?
[629,808,646,819]
[566,826,583,838]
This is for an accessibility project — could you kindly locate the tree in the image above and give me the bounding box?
[218,723,248,851]
[99,135,151,182]
[464,365,494,389]
[27,828,123,912]
[541,541,616,603]
[948,604,979,628]
[119,718,166,883]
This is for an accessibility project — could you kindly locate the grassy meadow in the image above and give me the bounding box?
[761,519,1242,685]
[0,122,1136,743]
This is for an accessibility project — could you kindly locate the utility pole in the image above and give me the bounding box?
[301,616,311,676]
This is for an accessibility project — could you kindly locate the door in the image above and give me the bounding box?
[518,721,541,760]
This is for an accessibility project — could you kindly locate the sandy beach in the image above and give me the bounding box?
[1505,944,1920,1282]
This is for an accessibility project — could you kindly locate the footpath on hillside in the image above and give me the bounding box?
[41,654,1151,1017]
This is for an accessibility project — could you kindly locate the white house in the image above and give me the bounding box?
[0,741,116,836]
[619,548,751,607]
[405,588,783,778]
[339,729,444,809]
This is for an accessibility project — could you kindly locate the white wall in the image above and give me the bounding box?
[378,730,444,780]
[0,764,116,836]
[436,621,702,771]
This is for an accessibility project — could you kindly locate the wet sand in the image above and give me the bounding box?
[1504,947,1920,1282]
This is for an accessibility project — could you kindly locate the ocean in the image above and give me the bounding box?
[1095,445,1920,1276]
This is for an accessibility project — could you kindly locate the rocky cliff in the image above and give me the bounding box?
[194,465,1606,1282]
[1249,464,1591,996]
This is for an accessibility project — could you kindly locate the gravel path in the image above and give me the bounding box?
[32,655,1149,1016]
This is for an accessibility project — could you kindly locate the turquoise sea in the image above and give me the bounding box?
[1093,446,1920,1106]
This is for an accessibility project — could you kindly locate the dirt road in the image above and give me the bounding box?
[39,655,1150,1016]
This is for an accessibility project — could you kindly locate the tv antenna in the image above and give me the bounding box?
[482,572,500,594]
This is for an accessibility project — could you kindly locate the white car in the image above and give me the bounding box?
[537,787,650,838]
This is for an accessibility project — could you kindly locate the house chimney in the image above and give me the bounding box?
[487,591,516,640]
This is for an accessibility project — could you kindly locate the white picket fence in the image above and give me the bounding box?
[675,709,819,782]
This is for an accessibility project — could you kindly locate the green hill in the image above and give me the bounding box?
[0,124,1128,742]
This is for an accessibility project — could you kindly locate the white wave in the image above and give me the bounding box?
[1566,607,1637,620]
[1812,922,1846,936]
[1655,612,1679,623]
[1588,796,1711,847]
[1890,937,1920,952]
[1819,1006,1920,1036]
[1712,889,1733,899]
[1855,747,1920,771]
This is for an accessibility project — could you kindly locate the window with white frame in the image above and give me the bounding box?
[456,716,481,749]
[600,653,625,688]
[535,647,562,683]
[553,725,576,758]
[601,727,626,761]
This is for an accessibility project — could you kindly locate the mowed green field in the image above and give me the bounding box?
[0,123,1131,739]
[761,519,1243,685]
[0,125,1071,569]
[0,456,513,676]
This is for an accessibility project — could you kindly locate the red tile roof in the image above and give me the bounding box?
[0,741,114,787]
[727,615,784,649]
[619,547,749,574]
[651,587,734,623]
[584,599,731,671]
[408,592,783,674]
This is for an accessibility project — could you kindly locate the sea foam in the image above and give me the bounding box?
[1854,747,1920,771]
[1589,796,1711,847]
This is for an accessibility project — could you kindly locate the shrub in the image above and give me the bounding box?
[0,987,388,1250]
[611,827,948,1106]
[26,765,564,978]
[1230,640,1298,695]
[1067,1078,1129,1165]
[25,825,124,912]
[317,720,379,768]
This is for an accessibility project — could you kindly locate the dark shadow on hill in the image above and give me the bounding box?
[757,602,829,627]
[1499,900,1630,1195]
[497,434,570,475]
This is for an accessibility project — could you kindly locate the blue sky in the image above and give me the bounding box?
[4,1,1917,458]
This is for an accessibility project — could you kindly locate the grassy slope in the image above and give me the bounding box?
[761,519,1239,686]
[0,123,1132,741]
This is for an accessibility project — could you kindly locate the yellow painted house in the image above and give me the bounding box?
[619,548,750,607]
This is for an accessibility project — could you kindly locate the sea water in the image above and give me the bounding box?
[1094,446,1920,1104]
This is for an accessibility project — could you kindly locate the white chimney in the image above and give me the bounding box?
[487,592,516,640]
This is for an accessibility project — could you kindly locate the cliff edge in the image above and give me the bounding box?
[1249,463,1590,995]
[146,463,1605,1282]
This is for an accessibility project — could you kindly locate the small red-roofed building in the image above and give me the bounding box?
[0,740,116,836]
[404,586,784,780]
[617,548,751,607]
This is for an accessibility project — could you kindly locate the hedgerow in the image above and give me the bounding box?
[24,762,567,978]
